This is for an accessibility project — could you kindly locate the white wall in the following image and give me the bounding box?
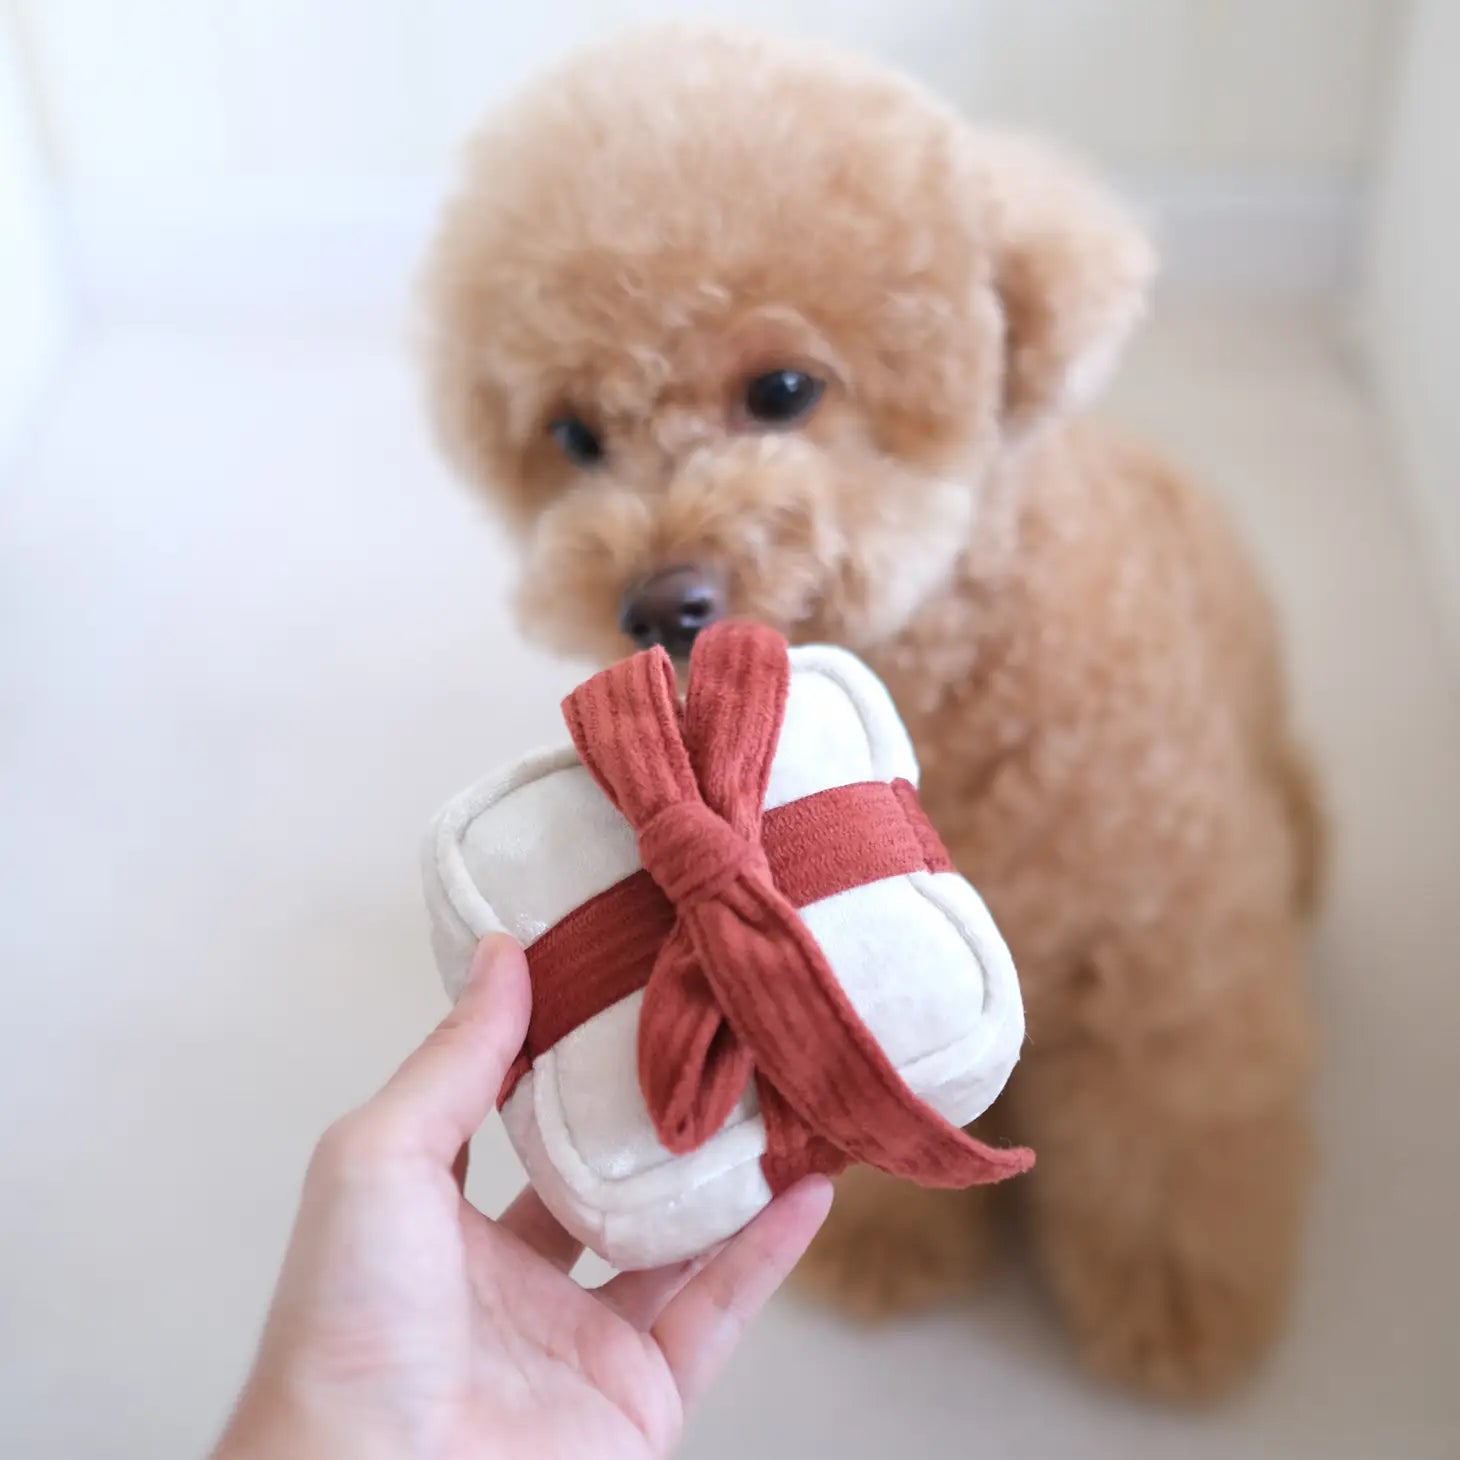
[18,0,1394,184]
[1366,0,1460,660]
[9,0,1398,320]
[0,4,69,467]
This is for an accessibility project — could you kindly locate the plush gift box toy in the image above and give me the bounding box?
[423,620,1033,1269]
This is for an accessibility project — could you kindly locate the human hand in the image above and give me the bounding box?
[212,935,832,1460]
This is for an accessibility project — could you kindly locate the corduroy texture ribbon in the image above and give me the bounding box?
[496,778,959,1105]
[556,620,1034,1194]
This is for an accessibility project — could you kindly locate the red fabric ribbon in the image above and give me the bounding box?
[548,620,1033,1193]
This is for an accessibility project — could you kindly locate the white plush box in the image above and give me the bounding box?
[422,625,1029,1270]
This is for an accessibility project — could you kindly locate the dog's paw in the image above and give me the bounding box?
[792,1166,992,1321]
[1048,1222,1286,1400]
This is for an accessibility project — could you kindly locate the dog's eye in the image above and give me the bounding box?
[743,370,824,426]
[548,416,605,466]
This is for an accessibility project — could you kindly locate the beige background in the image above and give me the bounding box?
[15,0,1395,184]
[3,298,1459,1458]
[3,3,1459,1457]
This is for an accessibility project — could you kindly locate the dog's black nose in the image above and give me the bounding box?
[619,566,724,656]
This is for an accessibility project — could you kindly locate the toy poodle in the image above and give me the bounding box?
[421,25,1322,1399]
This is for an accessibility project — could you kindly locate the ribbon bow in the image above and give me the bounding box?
[563,620,1033,1192]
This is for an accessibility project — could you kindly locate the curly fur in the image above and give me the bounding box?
[422,25,1321,1399]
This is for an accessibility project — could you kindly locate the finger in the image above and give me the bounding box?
[371,935,530,1163]
[452,1142,470,1194]
[495,1186,584,1272]
[651,1177,832,1409]
[598,1255,706,1329]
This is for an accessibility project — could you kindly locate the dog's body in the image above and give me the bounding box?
[816,421,1320,1398]
[424,26,1319,1397]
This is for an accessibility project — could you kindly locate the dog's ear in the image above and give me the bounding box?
[976,136,1156,436]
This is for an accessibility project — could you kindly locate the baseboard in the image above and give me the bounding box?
[1131,174,1364,299]
[60,171,1365,333]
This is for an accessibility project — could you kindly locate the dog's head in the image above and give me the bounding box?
[424,26,1154,663]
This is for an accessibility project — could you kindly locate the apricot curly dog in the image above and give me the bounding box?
[422,25,1322,1398]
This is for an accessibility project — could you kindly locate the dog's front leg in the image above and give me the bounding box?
[792,1150,1002,1320]
[1008,918,1315,1398]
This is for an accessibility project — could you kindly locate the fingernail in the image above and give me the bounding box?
[469,932,522,987]
[785,1174,835,1213]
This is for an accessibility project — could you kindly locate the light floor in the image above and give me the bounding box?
[3,300,1458,1459]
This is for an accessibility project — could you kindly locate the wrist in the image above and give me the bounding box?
[212,1375,393,1460]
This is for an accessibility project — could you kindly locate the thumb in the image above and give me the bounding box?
[371,935,530,1163]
